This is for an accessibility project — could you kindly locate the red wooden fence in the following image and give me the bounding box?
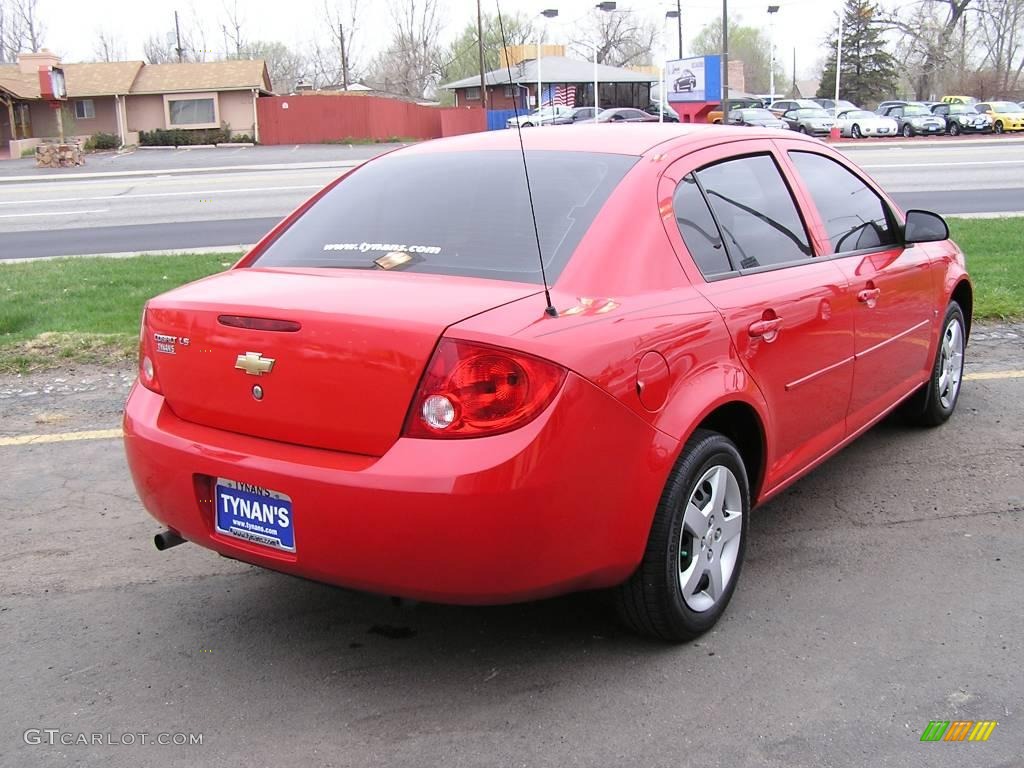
[256,95,487,145]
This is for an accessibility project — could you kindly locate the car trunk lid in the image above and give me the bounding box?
[144,268,540,455]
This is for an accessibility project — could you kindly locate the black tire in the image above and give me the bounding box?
[798,125,807,134]
[521,122,533,128]
[949,122,961,136]
[613,429,750,642]
[902,302,967,427]
[902,124,914,138]
[852,124,862,138]
[994,121,1004,134]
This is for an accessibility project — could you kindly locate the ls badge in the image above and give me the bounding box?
[235,352,275,376]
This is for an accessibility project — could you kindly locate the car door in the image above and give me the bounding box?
[660,142,856,488]
[781,147,936,434]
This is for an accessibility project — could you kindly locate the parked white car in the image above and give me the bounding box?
[505,107,573,128]
[835,109,899,139]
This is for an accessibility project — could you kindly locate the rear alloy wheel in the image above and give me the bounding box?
[613,429,749,641]
[798,125,807,134]
[949,122,961,136]
[902,124,914,138]
[521,122,534,128]
[994,121,1004,134]
[903,302,966,426]
[852,124,862,138]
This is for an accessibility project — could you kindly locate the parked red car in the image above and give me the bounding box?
[124,125,971,641]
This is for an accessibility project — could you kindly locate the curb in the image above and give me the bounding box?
[833,136,1024,150]
[0,245,253,264]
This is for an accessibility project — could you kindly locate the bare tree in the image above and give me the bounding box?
[242,40,309,93]
[570,8,657,67]
[363,0,444,98]
[2,0,45,56]
[93,27,126,62]
[310,0,361,88]
[974,0,1024,95]
[884,0,973,98]
[222,0,245,58]
[143,10,212,64]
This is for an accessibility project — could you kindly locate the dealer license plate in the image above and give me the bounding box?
[215,479,295,552]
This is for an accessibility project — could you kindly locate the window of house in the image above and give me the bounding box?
[74,100,95,120]
[673,173,732,277]
[788,151,897,255]
[504,85,514,98]
[465,87,481,100]
[694,154,812,270]
[167,97,217,127]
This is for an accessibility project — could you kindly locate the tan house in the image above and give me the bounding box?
[0,51,272,158]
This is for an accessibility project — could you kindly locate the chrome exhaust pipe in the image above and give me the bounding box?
[154,529,186,551]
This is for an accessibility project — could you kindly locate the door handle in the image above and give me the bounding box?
[857,288,881,303]
[748,317,782,339]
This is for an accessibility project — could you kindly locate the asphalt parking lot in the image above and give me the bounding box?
[1,323,1022,768]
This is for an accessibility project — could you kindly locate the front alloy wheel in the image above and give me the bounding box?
[613,429,750,641]
[949,122,961,136]
[902,124,914,137]
[994,121,1004,134]
[852,124,862,138]
[903,301,966,426]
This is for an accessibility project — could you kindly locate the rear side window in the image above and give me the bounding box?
[694,154,812,269]
[672,174,731,277]
[252,150,637,284]
[789,151,897,254]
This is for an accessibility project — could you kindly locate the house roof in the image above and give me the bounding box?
[442,56,656,90]
[0,58,272,100]
[130,60,272,95]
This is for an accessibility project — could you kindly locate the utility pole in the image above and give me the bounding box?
[476,0,488,109]
[676,0,683,58]
[792,47,796,97]
[338,22,349,90]
[721,0,729,119]
[174,11,184,63]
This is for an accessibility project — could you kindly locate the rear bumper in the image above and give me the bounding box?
[123,374,677,604]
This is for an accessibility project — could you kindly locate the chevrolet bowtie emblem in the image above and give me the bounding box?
[234,352,275,376]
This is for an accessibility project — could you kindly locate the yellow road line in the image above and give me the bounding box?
[0,428,122,447]
[964,370,1024,381]
[0,370,1021,447]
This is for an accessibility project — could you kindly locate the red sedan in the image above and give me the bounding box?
[124,125,971,641]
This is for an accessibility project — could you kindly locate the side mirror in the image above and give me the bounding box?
[904,209,949,244]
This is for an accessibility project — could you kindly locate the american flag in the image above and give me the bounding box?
[542,84,577,107]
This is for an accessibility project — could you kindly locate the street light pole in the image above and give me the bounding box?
[833,6,843,118]
[663,10,680,122]
[721,0,730,120]
[767,5,779,104]
[476,0,487,109]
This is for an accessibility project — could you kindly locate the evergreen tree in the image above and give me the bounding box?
[817,0,897,107]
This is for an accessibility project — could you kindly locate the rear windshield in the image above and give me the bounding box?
[252,150,637,283]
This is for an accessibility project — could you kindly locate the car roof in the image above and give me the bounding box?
[399,123,823,158]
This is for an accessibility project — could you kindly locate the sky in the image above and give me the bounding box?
[39,0,842,82]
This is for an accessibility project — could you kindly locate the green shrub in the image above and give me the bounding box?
[139,128,232,146]
[84,132,120,151]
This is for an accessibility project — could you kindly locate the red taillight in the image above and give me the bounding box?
[138,305,161,394]
[403,339,567,439]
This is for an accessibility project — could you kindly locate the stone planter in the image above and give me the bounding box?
[35,141,85,168]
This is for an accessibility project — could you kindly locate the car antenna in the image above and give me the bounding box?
[496,2,557,318]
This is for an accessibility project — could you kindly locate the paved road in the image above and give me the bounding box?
[1,139,1023,260]
[1,323,1021,767]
